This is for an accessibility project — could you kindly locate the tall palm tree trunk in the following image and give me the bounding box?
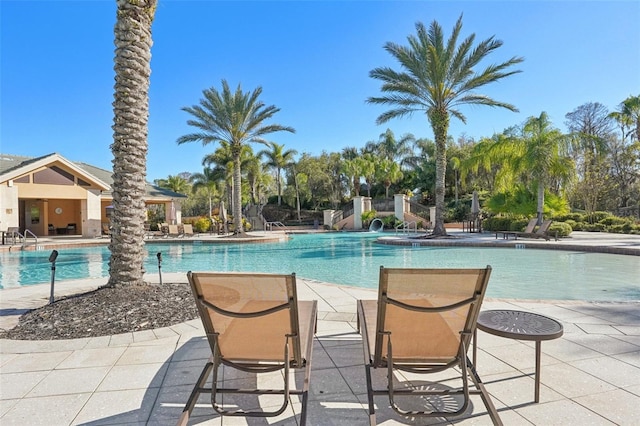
[232,154,244,235]
[537,181,545,225]
[430,109,449,236]
[108,0,156,287]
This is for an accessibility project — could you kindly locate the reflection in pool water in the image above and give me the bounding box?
[1,233,638,302]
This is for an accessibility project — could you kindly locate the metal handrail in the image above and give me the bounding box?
[395,221,417,234]
[23,229,38,247]
[265,221,286,231]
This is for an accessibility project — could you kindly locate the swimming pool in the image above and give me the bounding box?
[1,233,638,301]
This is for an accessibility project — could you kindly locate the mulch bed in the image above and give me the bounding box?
[0,283,199,341]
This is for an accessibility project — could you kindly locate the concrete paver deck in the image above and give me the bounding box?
[1,231,639,425]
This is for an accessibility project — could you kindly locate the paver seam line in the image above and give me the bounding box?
[560,335,640,360]
[561,393,624,425]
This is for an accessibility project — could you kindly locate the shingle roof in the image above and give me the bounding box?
[0,153,186,199]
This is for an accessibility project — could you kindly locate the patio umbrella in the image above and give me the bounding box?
[471,191,480,215]
[168,201,177,225]
[220,201,228,233]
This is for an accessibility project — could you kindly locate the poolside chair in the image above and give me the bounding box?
[357,266,502,425]
[179,271,317,426]
[167,224,181,238]
[182,223,195,237]
[513,219,557,241]
[495,218,537,239]
[158,222,169,238]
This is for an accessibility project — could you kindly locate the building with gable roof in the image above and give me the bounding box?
[0,153,186,238]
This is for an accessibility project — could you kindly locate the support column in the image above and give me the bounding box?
[353,196,364,230]
[323,210,335,228]
[394,194,407,221]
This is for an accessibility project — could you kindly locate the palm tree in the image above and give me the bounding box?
[258,141,298,205]
[340,158,362,197]
[520,113,573,223]
[610,95,640,143]
[190,167,224,219]
[178,80,294,235]
[376,129,415,167]
[155,175,191,194]
[469,113,573,223]
[376,158,403,198]
[368,15,523,236]
[360,153,377,197]
[203,142,235,213]
[108,0,156,287]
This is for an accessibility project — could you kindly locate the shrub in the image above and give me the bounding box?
[581,223,606,232]
[447,203,470,222]
[586,211,612,223]
[192,217,211,233]
[381,215,400,229]
[553,213,585,222]
[564,219,578,230]
[509,219,531,232]
[600,216,630,226]
[361,210,377,227]
[482,217,512,232]
[549,222,572,237]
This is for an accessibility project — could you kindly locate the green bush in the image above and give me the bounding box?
[586,211,612,222]
[381,215,400,229]
[192,217,211,233]
[553,213,586,222]
[581,223,606,232]
[564,219,578,230]
[549,222,572,237]
[361,210,377,227]
[447,203,470,222]
[482,217,512,232]
[600,216,629,226]
[483,217,536,232]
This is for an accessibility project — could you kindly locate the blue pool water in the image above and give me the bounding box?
[1,233,639,301]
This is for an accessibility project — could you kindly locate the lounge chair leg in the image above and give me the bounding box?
[180,360,214,425]
[467,357,503,426]
[365,365,376,425]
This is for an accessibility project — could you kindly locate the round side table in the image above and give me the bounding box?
[473,309,563,402]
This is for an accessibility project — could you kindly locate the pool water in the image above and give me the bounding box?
[1,233,639,302]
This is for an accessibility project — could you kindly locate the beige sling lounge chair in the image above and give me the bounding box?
[357,266,502,425]
[182,223,195,237]
[495,218,537,239]
[179,272,317,425]
[513,219,556,241]
[167,224,181,237]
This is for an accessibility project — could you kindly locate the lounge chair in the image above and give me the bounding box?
[179,272,317,425]
[182,223,195,237]
[495,218,537,239]
[101,223,111,236]
[167,224,181,237]
[357,266,502,425]
[512,219,557,241]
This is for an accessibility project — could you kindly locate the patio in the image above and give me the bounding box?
[2,269,640,425]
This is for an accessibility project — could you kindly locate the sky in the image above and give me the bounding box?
[1,1,639,182]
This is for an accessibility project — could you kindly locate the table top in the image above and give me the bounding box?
[477,309,563,341]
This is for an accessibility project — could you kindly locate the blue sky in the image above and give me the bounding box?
[2,1,639,182]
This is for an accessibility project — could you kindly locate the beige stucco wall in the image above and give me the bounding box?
[82,189,102,238]
[16,182,89,199]
[0,184,19,231]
